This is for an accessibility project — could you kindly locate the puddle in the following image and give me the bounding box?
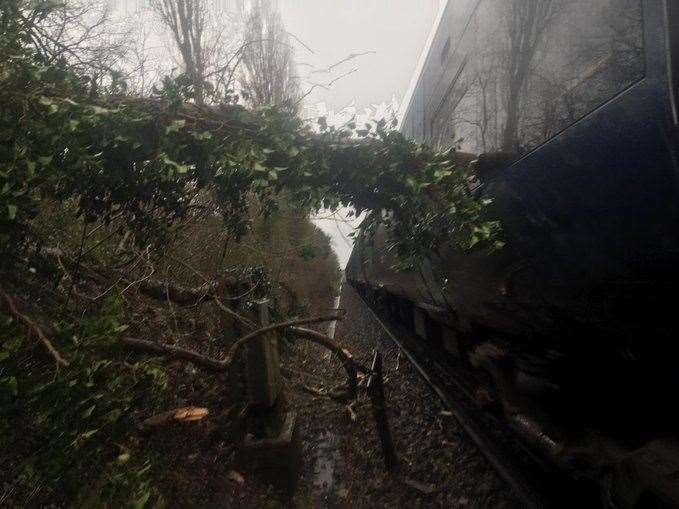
[312,431,341,493]
[327,283,343,339]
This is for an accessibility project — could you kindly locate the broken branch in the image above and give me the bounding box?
[0,287,69,367]
[288,326,362,400]
[225,312,345,363]
[122,313,344,371]
[120,336,226,371]
[122,314,367,402]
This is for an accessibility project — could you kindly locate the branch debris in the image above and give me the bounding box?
[0,287,69,367]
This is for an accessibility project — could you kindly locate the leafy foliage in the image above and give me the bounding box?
[0,3,498,270]
[0,294,167,506]
[0,1,500,505]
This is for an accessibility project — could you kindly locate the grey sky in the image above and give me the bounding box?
[279,1,441,267]
[281,0,440,113]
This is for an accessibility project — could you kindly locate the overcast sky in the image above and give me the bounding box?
[281,0,439,112]
[280,0,441,267]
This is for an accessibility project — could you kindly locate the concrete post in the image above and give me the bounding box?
[246,299,282,407]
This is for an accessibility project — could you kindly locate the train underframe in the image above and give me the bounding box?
[349,280,679,508]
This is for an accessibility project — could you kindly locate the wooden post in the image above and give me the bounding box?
[246,299,282,408]
[367,349,399,472]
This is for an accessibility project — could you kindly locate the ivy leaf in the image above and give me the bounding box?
[81,404,96,419]
[79,429,98,440]
[38,155,53,166]
[133,490,151,509]
[0,377,17,397]
[26,161,37,178]
[192,131,212,141]
[166,119,186,134]
[90,105,111,115]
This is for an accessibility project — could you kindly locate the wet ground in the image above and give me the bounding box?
[282,283,518,508]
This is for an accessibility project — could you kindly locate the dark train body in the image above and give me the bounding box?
[347,1,679,505]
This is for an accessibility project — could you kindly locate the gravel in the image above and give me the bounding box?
[283,283,519,508]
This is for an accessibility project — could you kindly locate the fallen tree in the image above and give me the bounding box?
[0,4,500,505]
[120,315,368,401]
[1,3,499,272]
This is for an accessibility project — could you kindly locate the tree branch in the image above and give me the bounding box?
[121,336,224,371]
[225,312,345,363]
[289,326,365,400]
[42,247,245,307]
[120,312,367,400]
[0,287,69,367]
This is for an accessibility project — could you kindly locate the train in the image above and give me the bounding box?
[346,1,679,506]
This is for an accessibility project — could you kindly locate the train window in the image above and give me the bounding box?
[670,0,679,123]
[426,0,645,155]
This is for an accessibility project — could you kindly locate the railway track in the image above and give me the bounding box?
[355,292,603,508]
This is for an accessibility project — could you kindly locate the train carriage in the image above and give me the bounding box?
[347,1,679,506]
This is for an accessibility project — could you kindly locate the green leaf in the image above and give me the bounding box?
[81,404,96,419]
[288,146,300,157]
[133,489,151,509]
[7,204,17,220]
[166,119,186,134]
[0,377,17,397]
[192,131,212,141]
[90,105,111,115]
[105,408,122,423]
[80,429,99,440]
[38,155,53,166]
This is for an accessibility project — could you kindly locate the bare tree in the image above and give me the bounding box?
[150,0,208,103]
[16,0,132,80]
[237,0,301,112]
[500,0,560,152]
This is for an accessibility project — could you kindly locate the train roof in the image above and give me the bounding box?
[397,0,450,132]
